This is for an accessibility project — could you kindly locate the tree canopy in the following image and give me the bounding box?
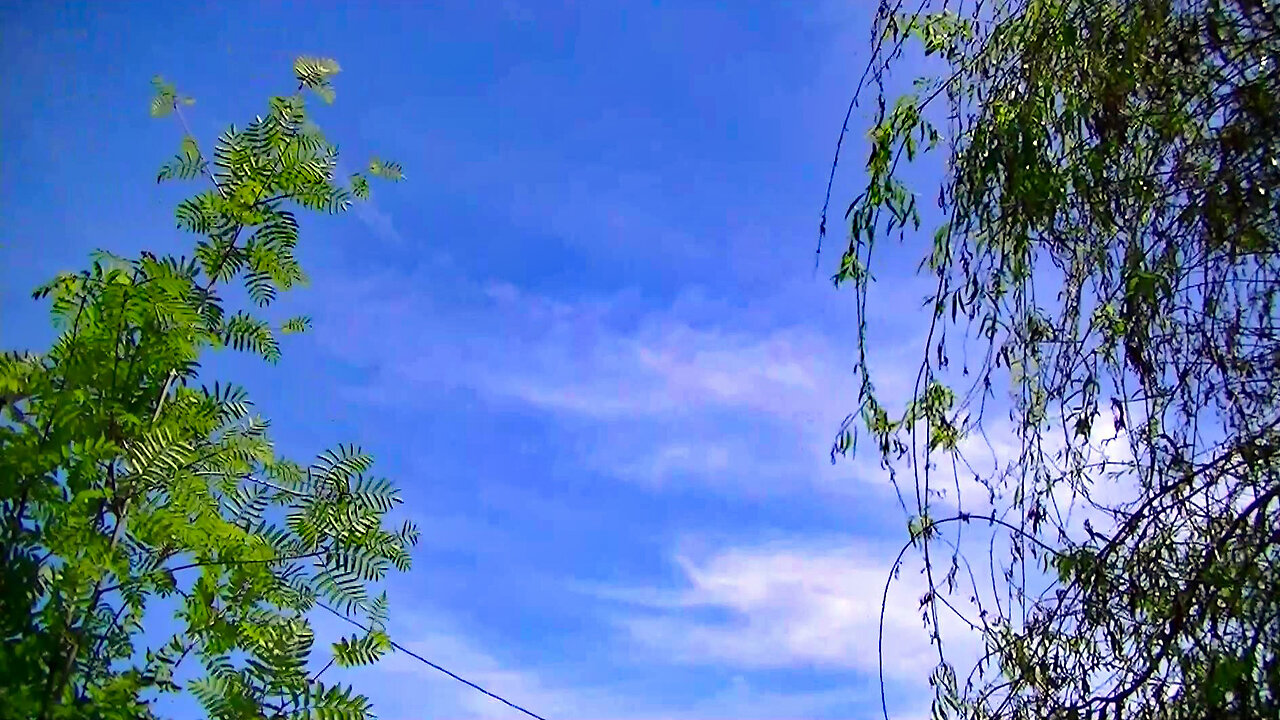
[823,1,1279,718]
[0,58,414,720]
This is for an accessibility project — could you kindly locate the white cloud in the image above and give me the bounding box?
[597,538,981,684]
[326,274,846,418]
[659,677,883,720]
[317,271,920,496]
[352,201,403,244]
[356,610,898,720]
[609,440,735,485]
[470,280,846,423]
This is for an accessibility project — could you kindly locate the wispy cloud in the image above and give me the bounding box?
[469,280,844,423]
[352,200,403,245]
[592,537,981,683]
[316,270,919,496]
[354,608,891,720]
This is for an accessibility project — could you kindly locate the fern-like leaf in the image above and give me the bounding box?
[281,316,312,334]
[150,76,176,118]
[367,157,405,182]
[310,445,373,491]
[244,270,277,307]
[349,173,370,200]
[157,135,206,183]
[304,681,371,720]
[332,630,390,668]
[347,475,400,513]
[293,56,341,104]
[221,311,281,362]
[149,75,194,118]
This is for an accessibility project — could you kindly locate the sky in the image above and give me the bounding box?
[1,2,966,719]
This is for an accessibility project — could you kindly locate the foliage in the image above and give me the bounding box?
[823,1,1280,719]
[0,59,415,719]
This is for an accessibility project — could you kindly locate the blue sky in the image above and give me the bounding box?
[0,2,966,719]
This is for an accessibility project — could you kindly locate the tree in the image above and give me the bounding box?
[821,1,1279,719]
[0,58,416,720]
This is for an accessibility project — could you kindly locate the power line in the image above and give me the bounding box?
[316,601,552,720]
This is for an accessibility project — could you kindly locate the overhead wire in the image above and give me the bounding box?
[316,601,552,720]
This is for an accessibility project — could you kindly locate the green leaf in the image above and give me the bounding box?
[10,58,407,720]
[367,157,405,182]
[157,135,205,183]
[350,173,370,200]
[221,311,281,362]
[293,56,342,85]
[281,316,313,334]
[150,75,176,117]
[294,56,341,104]
[332,630,390,668]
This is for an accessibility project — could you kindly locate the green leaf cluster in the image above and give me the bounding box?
[1,58,413,720]
[825,1,1280,719]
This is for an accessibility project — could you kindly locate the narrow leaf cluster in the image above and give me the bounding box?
[827,2,1280,719]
